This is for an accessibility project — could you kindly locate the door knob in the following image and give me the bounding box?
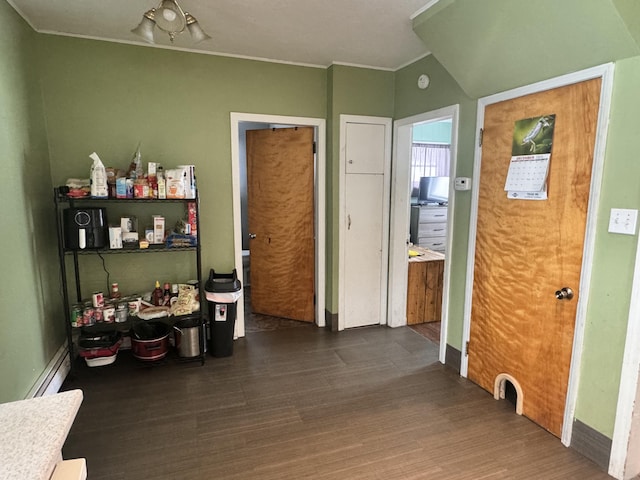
[249,233,256,239]
[555,287,574,300]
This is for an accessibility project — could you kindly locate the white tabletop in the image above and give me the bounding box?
[0,389,83,480]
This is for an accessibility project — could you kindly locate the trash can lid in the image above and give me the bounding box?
[204,269,242,293]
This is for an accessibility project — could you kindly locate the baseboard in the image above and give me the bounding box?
[26,344,70,398]
[325,310,338,332]
[445,344,461,374]
[571,418,612,471]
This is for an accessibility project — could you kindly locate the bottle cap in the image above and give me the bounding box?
[155,280,160,288]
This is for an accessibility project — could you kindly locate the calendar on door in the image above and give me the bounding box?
[504,114,555,200]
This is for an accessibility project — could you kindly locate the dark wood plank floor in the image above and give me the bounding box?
[60,325,612,479]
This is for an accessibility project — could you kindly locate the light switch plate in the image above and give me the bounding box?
[608,208,638,235]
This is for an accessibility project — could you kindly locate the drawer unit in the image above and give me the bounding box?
[411,205,448,253]
[419,207,448,223]
[418,237,446,252]
[417,222,447,238]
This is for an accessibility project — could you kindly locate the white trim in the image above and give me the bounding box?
[230,113,326,335]
[410,0,443,20]
[26,344,70,398]
[338,115,392,331]
[461,63,615,448]
[389,105,459,365]
[610,235,640,477]
[330,61,395,72]
[394,52,432,72]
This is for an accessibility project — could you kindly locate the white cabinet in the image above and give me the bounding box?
[340,116,391,330]
[411,205,447,253]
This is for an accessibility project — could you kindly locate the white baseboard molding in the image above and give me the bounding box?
[26,344,70,398]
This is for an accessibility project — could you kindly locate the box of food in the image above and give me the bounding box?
[153,215,165,244]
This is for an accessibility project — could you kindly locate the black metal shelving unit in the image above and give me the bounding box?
[53,187,206,374]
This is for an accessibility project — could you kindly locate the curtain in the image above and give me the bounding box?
[411,143,450,190]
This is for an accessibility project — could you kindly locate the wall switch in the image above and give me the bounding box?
[454,177,471,191]
[608,208,638,235]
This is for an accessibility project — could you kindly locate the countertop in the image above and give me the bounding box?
[408,245,445,263]
[0,389,83,480]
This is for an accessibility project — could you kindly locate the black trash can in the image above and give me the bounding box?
[204,269,242,357]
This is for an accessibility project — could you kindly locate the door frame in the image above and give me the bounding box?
[338,115,392,331]
[461,63,615,446]
[230,112,326,336]
[388,105,459,365]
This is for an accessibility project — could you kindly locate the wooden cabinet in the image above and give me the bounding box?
[410,205,447,253]
[406,246,445,325]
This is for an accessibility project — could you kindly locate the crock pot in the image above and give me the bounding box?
[131,321,171,361]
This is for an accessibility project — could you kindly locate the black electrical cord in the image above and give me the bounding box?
[97,252,111,294]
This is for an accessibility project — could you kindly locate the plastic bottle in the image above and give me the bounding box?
[110,282,121,299]
[163,282,171,306]
[152,280,163,306]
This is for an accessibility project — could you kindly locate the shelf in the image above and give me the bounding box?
[56,194,197,204]
[64,245,197,255]
[74,312,204,332]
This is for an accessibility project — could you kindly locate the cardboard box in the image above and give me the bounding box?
[153,216,165,244]
[109,227,122,249]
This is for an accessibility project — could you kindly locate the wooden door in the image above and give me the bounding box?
[246,127,315,322]
[468,78,602,437]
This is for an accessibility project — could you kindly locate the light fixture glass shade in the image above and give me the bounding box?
[185,14,211,44]
[155,0,186,34]
[131,10,156,44]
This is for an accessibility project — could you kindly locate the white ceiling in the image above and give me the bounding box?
[8,0,431,70]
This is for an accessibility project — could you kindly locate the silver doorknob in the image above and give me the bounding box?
[555,287,574,300]
[249,233,256,239]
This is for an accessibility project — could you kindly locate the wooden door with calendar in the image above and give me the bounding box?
[467,78,602,437]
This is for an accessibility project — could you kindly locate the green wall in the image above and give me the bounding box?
[37,36,327,298]
[0,2,60,402]
[413,121,452,144]
[395,55,476,350]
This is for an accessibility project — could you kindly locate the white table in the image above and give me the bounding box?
[0,389,83,480]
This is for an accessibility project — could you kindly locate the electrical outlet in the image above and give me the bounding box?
[608,208,638,235]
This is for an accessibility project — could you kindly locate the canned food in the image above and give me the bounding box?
[83,305,96,326]
[115,302,128,323]
[70,303,83,328]
[94,307,104,323]
[92,292,104,308]
[127,297,141,316]
[103,306,116,323]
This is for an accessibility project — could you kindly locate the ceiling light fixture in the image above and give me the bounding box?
[131,0,211,44]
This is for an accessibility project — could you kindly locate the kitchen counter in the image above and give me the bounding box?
[0,389,83,480]
[407,245,445,324]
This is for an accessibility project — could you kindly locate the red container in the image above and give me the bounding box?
[131,321,171,361]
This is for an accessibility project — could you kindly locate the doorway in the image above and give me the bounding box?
[230,113,326,338]
[389,105,459,363]
[461,64,614,445]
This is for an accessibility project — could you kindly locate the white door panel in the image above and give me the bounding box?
[344,174,384,328]
[345,123,386,174]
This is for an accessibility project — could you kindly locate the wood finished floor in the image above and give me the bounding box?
[60,325,612,479]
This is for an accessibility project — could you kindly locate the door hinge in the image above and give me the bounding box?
[478,128,483,147]
[314,294,316,305]
[313,142,316,154]
[465,341,470,356]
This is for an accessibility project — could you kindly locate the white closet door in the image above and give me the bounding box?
[344,174,384,328]
[345,123,386,174]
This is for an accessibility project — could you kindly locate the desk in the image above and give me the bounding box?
[407,246,445,324]
[0,389,83,480]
